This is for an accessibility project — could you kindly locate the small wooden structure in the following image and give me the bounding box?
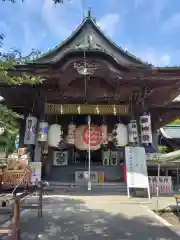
[0,151,32,190]
[0,169,31,189]
[0,183,45,240]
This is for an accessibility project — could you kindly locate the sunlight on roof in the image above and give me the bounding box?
[0,96,4,102]
[173,95,180,102]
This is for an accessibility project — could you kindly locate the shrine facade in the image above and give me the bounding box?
[1,10,180,184]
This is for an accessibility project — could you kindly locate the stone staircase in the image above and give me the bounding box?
[46,181,127,195]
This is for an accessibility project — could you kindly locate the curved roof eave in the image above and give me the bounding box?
[13,49,138,72]
[34,17,151,67]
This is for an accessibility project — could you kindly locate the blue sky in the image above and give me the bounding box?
[0,0,180,66]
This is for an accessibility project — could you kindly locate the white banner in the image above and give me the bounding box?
[125,146,150,198]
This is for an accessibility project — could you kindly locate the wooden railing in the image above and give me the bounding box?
[0,182,47,240]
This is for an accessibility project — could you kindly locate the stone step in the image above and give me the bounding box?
[47,181,127,194]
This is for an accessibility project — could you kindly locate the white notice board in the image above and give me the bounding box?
[125,147,150,199]
[29,162,42,184]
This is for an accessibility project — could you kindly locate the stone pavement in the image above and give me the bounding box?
[3,195,180,240]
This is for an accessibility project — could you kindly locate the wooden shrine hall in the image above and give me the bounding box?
[1,10,180,184]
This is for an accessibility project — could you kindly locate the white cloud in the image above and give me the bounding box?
[0,21,9,37]
[41,0,83,40]
[133,0,166,21]
[141,52,171,66]
[97,13,121,38]
[129,47,171,66]
[161,12,180,32]
[23,21,47,52]
[42,0,121,40]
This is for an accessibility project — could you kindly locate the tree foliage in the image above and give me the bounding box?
[0,44,42,154]
[169,119,180,125]
[0,46,44,85]
[0,0,66,155]
[0,104,22,156]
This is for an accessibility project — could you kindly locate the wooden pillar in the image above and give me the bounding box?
[12,198,21,240]
[19,118,26,148]
[165,168,169,176]
[152,131,158,152]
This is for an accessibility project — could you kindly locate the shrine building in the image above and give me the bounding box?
[1,10,180,185]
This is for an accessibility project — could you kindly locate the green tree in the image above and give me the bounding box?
[0,105,22,156]
[0,46,43,85]
[169,119,180,125]
[0,44,42,154]
[0,0,66,155]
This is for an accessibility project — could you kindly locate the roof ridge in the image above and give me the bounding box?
[34,14,149,66]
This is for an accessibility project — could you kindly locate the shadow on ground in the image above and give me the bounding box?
[5,196,178,240]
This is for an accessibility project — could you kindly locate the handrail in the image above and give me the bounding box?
[0,181,48,240]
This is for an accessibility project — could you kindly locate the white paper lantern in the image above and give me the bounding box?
[101,124,108,144]
[67,123,76,144]
[127,120,138,144]
[48,124,63,147]
[140,113,152,144]
[24,116,37,145]
[37,121,48,142]
[112,123,128,147]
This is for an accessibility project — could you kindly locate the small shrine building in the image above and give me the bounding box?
[1,10,180,184]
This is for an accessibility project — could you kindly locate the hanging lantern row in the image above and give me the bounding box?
[24,118,63,147]
[23,112,153,147]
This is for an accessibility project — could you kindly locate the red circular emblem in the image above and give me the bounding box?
[83,126,102,146]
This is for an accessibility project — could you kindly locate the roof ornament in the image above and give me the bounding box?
[88,7,92,18]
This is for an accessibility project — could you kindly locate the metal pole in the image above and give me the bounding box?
[88,115,91,191]
[176,164,179,185]
[156,163,160,212]
[38,186,43,218]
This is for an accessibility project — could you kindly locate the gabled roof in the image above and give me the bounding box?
[35,11,150,68]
